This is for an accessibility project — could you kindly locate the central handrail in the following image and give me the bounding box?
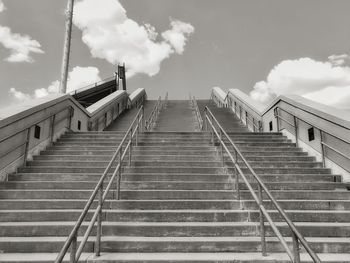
[191,96,203,131]
[204,106,321,263]
[55,106,144,263]
[145,96,162,131]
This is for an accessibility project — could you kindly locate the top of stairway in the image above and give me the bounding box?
[153,100,197,132]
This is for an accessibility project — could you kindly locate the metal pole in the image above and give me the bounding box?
[23,128,31,166]
[59,0,75,93]
[258,184,267,256]
[129,129,132,165]
[320,131,326,168]
[70,232,77,263]
[50,114,56,143]
[117,147,122,200]
[95,184,103,256]
[292,232,301,263]
[234,150,240,200]
[294,116,298,147]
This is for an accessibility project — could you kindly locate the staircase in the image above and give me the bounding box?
[106,100,157,131]
[0,99,350,262]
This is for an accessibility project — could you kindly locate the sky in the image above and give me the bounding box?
[0,0,349,110]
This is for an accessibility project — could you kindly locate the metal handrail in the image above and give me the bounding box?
[145,96,162,131]
[163,92,168,108]
[204,106,321,263]
[70,76,115,95]
[275,107,350,166]
[191,96,203,131]
[55,106,144,263]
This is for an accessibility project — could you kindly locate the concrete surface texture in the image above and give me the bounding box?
[153,100,197,132]
[0,99,350,262]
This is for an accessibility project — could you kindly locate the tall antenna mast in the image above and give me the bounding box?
[59,0,74,94]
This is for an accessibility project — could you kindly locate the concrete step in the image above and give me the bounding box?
[97,236,350,253]
[230,161,323,168]
[34,154,219,162]
[2,209,350,223]
[1,189,349,200]
[70,252,350,263]
[1,181,343,191]
[26,160,224,168]
[0,236,93,253]
[7,173,340,183]
[41,149,218,156]
[1,221,350,238]
[1,199,350,210]
[18,166,226,174]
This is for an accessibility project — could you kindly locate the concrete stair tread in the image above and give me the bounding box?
[1,253,350,262]
[3,221,350,227]
[79,252,350,262]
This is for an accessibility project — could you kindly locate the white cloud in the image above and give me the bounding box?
[9,66,101,102]
[73,0,194,77]
[162,19,195,54]
[328,54,349,66]
[250,57,350,109]
[0,26,44,62]
[8,87,31,101]
[0,0,5,13]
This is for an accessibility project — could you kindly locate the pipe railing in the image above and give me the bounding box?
[163,92,168,108]
[145,96,162,131]
[55,106,144,263]
[204,106,321,263]
[191,96,203,131]
[274,107,350,168]
[232,103,262,132]
[70,76,115,96]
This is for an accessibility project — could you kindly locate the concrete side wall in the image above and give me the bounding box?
[0,90,132,180]
[226,90,264,132]
[212,87,350,181]
[211,88,228,108]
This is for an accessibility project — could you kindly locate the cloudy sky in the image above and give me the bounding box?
[0,0,349,110]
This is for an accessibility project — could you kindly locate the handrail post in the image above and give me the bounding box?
[141,106,145,132]
[95,183,103,256]
[50,114,56,143]
[219,129,224,166]
[23,128,31,166]
[129,128,132,166]
[274,108,280,132]
[70,232,77,263]
[117,147,122,200]
[294,116,299,147]
[135,120,139,146]
[211,125,214,146]
[320,131,326,168]
[292,232,301,263]
[258,184,267,256]
[234,150,240,201]
[204,110,208,131]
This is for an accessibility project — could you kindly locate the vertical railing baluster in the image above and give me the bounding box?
[219,129,224,166]
[320,130,326,168]
[292,232,301,263]
[95,183,103,256]
[70,232,77,263]
[294,116,299,147]
[258,184,267,256]
[117,147,122,200]
[23,128,31,166]
[234,150,240,200]
[129,128,132,166]
[135,121,139,146]
[50,114,56,143]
